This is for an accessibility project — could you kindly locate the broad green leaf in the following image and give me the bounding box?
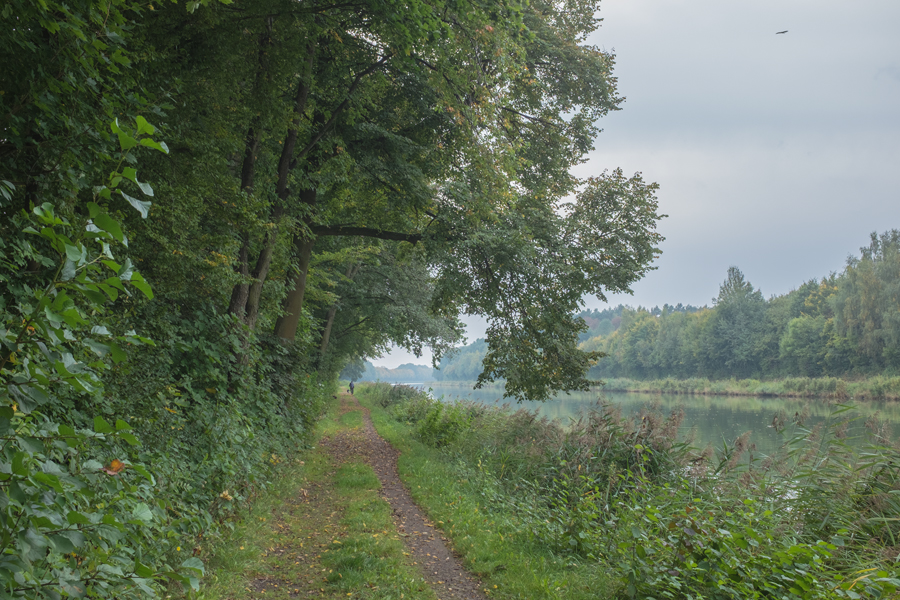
[14,385,49,412]
[131,502,153,523]
[134,559,154,578]
[181,557,205,575]
[64,244,85,263]
[84,339,110,358]
[60,259,77,281]
[116,130,138,150]
[121,166,153,195]
[98,283,118,301]
[33,472,63,492]
[57,530,86,549]
[82,459,103,471]
[103,277,127,292]
[119,190,151,218]
[11,451,29,476]
[131,273,153,299]
[49,534,76,554]
[108,341,127,364]
[94,213,124,243]
[117,166,155,196]
[120,432,140,447]
[115,419,132,431]
[135,115,155,135]
[131,464,154,483]
[60,579,86,598]
[67,511,92,525]
[117,258,134,281]
[44,305,64,324]
[93,416,114,434]
[140,138,169,154]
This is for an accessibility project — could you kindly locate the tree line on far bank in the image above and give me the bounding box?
[433,230,900,382]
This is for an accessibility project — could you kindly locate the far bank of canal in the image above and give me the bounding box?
[419,382,900,455]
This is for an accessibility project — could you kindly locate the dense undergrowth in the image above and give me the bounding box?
[362,382,900,599]
[1,171,329,598]
[600,376,900,401]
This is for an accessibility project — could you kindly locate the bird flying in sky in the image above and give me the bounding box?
[776,30,788,34]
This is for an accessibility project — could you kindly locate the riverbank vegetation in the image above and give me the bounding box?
[362,382,900,599]
[1,0,665,597]
[585,234,900,380]
[600,376,900,401]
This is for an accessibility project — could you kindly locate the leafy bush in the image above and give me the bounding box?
[0,125,209,597]
[0,411,204,598]
[378,387,900,598]
[0,115,329,597]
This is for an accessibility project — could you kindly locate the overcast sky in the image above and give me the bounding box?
[373,0,900,369]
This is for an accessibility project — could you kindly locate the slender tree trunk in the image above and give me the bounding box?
[236,43,316,329]
[228,19,272,320]
[318,304,339,356]
[228,234,251,317]
[243,206,285,330]
[317,264,359,356]
[273,231,315,340]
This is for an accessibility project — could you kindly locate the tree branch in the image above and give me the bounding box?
[311,225,422,244]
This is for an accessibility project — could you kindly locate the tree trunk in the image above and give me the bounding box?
[243,206,284,331]
[228,234,250,318]
[273,231,315,340]
[233,43,316,329]
[317,264,359,356]
[318,304,339,356]
[228,19,272,321]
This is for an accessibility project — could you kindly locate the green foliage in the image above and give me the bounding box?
[584,234,900,381]
[373,385,900,599]
[433,339,490,382]
[0,113,211,597]
[0,410,204,598]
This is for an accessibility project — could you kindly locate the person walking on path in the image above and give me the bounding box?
[349,381,355,395]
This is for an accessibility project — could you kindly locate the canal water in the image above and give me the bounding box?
[418,382,900,455]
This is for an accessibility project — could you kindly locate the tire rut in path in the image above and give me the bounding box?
[346,394,489,600]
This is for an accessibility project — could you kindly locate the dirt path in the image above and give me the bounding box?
[335,393,489,600]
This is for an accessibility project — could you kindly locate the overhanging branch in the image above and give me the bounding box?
[311,225,422,244]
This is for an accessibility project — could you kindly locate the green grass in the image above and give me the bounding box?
[358,389,618,600]
[196,393,440,600]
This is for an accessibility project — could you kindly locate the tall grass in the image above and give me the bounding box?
[601,376,900,400]
[365,382,900,599]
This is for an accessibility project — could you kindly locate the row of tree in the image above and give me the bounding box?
[1,1,663,596]
[586,231,900,379]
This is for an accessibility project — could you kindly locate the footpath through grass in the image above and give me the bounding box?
[358,389,617,600]
[198,394,440,600]
[198,388,615,600]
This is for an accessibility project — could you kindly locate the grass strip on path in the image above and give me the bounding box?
[198,393,440,600]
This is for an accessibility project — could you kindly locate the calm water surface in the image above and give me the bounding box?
[419,382,900,455]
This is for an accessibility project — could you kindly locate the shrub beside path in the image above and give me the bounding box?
[341,392,490,600]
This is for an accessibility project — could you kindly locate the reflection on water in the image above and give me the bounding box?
[420,383,900,454]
